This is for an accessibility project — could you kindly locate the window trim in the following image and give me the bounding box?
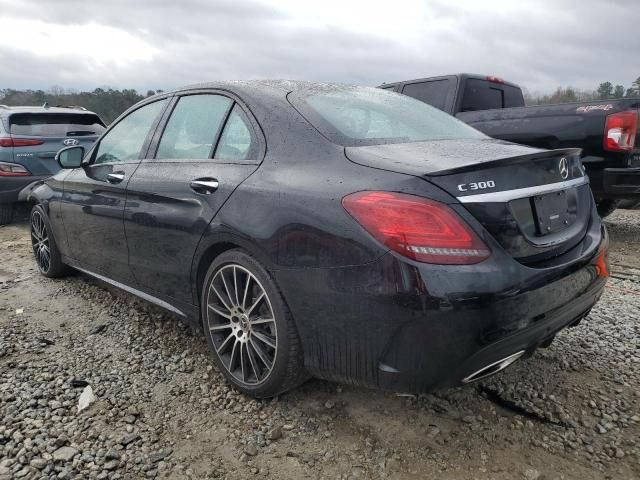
[150,93,233,162]
[213,103,260,162]
[146,88,265,165]
[85,96,171,167]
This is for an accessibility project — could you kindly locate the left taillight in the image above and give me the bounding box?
[342,191,491,265]
[604,111,637,152]
[0,161,31,176]
[0,138,45,147]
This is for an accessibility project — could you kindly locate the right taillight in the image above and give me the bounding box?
[604,111,637,152]
[342,191,490,265]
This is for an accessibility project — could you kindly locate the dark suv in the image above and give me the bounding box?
[0,104,105,224]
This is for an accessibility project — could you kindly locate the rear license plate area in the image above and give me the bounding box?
[532,191,569,235]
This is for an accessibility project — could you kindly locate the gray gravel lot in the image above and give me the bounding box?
[1,206,639,480]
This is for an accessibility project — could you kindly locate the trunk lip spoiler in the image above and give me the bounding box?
[457,176,589,204]
[424,147,583,176]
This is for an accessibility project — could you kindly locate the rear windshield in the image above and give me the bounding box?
[460,79,525,111]
[9,113,105,137]
[291,86,486,147]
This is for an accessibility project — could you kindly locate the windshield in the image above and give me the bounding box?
[290,86,486,147]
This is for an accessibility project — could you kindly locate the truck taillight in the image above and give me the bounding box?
[0,138,45,147]
[604,111,637,152]
[342,191,490,265]
[0,161,31,176]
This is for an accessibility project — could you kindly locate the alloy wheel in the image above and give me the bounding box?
[206,264,278,386]
[31,211,50,273]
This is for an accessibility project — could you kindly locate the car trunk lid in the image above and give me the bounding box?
[345,139,592,265]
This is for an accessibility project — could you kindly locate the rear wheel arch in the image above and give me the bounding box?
[192,237,277,310]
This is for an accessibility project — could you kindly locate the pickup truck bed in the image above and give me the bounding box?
[380,74,640,216]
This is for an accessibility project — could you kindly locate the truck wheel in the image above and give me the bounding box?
[618,199,640,210]
[596,199,620,218]
[0,203,14,226]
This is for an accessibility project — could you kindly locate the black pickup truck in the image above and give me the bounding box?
[380,74,640,216]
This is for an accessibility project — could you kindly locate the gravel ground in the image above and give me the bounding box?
[0,206,639,480]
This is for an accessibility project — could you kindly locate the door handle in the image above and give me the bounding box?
[190,178,219,194]
[107,172,125,184]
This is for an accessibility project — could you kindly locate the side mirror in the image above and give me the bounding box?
[56,145,85,169]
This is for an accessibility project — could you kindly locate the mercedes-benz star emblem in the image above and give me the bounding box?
[559,157,569,180]
[63,138,79,146]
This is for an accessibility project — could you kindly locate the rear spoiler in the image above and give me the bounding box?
[427,148,582,176]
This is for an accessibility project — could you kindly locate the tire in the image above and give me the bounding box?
[201,249,307,398]
[0,203,14,226]
[596,199,620,218]
[618,199,640,210]
[30,205,70,278]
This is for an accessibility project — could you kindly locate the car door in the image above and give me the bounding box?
[60,98,169,283]
[124,92,263,304]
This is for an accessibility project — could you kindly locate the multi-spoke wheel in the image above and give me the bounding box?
[201,249,307,397]
[31,210,51,273]
[30,205,69,278]
[207,264,277,385]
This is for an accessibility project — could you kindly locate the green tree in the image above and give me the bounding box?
[596,82,613,99]
[613,85,625,98]
[0,87,148,124]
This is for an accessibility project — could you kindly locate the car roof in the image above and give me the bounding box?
[153,80,372,102]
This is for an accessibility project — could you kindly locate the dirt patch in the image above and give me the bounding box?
[1,206,639,479]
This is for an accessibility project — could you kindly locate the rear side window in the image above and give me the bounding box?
[9,113,105,137]
[460,79,525,111]
[214,105,255,161]
[157,94,232,160]
[401,80,451,111]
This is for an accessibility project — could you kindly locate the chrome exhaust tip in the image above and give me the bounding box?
[461,350,526,384]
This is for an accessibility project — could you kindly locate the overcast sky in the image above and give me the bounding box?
[0,0,637,94]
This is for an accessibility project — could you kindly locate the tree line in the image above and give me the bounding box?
[524,76,640,105]
[0,87,163,124]
[1,77,639,123]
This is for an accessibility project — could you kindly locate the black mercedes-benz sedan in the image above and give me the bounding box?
[28,81,609,398]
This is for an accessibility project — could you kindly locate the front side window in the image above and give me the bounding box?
[157,94,232,160]
[291,86,486,147]
[214,105,254,161]
[94,100,167,165]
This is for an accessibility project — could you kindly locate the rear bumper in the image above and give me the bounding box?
[602,167,640,199]
[275,228,608,393]
[0,176,47,204]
